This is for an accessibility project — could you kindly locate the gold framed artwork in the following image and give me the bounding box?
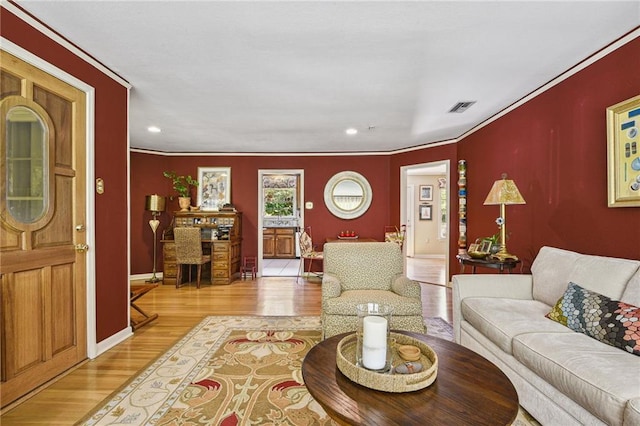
[607,95,640,207]
[197,167,231,211]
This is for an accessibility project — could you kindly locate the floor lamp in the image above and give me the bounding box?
[145,194,166,283]
[483,174,526,261]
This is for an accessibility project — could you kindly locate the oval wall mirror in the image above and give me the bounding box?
[324,171,372,219]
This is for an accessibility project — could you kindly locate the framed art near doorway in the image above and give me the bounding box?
[419,185,433,201]
[419,204,432,220]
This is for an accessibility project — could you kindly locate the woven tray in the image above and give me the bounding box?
[336,332,438,393]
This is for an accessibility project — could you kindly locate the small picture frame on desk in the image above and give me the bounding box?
[479,240,493,254]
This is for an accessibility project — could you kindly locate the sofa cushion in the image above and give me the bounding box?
[531,246,582,306]
[622,268,640,307]
[547,282,640,356]
[461,297,570,354]
[531,246,640,307]
[512,332,640,426]
[568,256,640,301]
[322,289,423,316]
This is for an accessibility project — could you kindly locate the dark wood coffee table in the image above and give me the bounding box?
[302,331,518,425]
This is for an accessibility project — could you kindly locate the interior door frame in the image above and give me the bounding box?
[400,160,450,284]
[257,169,304,277]
[2,39,100,357]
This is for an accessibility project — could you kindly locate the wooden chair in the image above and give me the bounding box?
[174,227,211,289]
[298,226,323,283]
[241,256,257,280]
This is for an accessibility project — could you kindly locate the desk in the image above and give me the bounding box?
[130,284,158,330]
[456,253,521,274]
[302,331,518,425]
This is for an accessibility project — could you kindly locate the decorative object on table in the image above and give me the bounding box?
[397,344,421,361]
[356,303,392,372]
[606,94,640,207]
[336,331,438,392]
[419,184,433,201]
[467,240,488,259]
[483,173,526,261]
[338,230,358,239]
[457,160,468,254]
[145,194,166,283]
[394,361,423,374]
[197,166,231,211]
[419,204,432,220]
[163,171,198,211]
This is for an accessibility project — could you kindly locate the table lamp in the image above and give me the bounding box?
[483,174,526,261]
[145,194,166,283]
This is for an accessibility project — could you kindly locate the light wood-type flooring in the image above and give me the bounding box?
[0,276,452,425]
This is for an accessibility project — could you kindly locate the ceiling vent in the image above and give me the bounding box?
[448,101,476,113]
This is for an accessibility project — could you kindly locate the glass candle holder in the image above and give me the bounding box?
[356,303,392,372]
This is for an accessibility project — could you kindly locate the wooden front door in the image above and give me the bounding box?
[0,51,87,408]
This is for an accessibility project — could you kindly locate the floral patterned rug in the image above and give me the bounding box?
[78,316,535,425]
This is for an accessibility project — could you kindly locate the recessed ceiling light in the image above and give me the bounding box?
[147,126,162,133]
[345,128,358,135]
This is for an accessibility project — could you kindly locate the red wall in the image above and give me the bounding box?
[132,36,640,278]
[2,7,130,341]
[457,37,640,271]
[130,153,391,273]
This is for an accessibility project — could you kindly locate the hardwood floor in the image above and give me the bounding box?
[0,277,452,424]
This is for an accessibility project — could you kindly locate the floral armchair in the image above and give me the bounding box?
[321,242,425,338]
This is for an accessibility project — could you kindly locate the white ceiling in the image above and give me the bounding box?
[14,1,640,154]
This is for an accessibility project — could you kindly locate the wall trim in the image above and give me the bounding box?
[95,327,133,356]
[1,1,131,89]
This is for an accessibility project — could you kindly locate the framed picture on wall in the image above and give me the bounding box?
[607,95,640,207]
[419,185,433,201]
[419,204,432,220]
[197,167,231,211]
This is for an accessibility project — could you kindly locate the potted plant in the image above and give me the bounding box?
[163,171,198,211]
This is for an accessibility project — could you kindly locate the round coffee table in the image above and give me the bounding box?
[302,331,519,425]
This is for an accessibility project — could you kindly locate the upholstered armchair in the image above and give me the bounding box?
[321,242,425,338]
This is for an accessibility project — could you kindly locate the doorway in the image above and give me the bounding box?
[400,161,450,286]
[257,169,304,277]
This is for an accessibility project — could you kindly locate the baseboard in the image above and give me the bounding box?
[130,272,164,281]
[95,326,133,358]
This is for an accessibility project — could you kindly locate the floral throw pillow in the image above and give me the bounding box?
[547,282,640,356]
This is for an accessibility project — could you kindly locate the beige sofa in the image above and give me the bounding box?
[453,246,640,426]
[321,242,425,338]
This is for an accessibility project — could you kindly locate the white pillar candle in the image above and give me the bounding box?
[362,315,388,370]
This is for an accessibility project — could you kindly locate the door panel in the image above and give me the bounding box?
[0,50,87,408]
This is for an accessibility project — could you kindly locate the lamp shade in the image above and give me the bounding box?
[145,194,166,212]
[483,175,526,205]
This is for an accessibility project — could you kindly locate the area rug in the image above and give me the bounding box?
[78,316,536,426]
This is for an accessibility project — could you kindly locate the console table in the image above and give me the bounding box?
[456,253,521,274]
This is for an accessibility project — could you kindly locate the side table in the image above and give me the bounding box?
[456,253,521,274]
[130,284,159,330]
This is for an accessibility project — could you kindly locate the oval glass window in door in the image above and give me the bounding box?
[5,105,48,223]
